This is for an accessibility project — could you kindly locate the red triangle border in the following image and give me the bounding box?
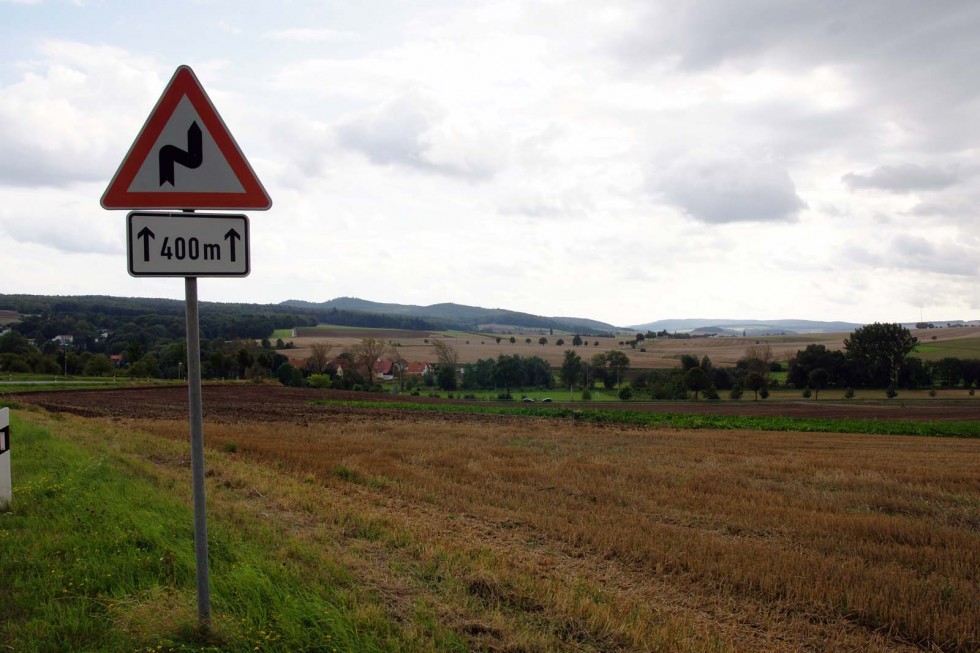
[102,66,271,210]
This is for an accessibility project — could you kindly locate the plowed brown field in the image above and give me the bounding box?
[12,384,980,423]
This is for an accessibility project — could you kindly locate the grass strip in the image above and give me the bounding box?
[0,412,465,652]
[311,399,980,438]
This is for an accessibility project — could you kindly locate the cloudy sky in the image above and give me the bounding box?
[2,0,979,327]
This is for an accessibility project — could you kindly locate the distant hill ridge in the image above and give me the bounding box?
[280,297,618,334]
[630,318,863,335]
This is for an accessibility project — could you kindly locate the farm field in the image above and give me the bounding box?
[4,386,979,651]
[281,325,980,369]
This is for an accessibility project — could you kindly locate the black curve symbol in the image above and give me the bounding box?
[159,121,203,186]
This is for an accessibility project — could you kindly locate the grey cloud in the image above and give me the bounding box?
[891,234,977,276]
[0,145,109,188]
[614,2,980,154]
[841,234,977,277]
[337,94,439,167]
[0,216,121,255]
[655,152,805,224]
[616,1,980,74]
[842,164,958,193]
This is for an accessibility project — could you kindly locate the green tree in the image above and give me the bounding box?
[684,367,711,400]
[129,353,159,378]
[0,331,33,355]
[745,372,766,400]
[492,354,523,391]
[808,368,829,400]
[788,344,847,389]
[589,353,608,388]
[559,349,583,389]
[572,334,583,346]
[437,364,458,390]
[83,353,114,377]
[125,341,143,366]
[679,354,699,371]
[604,350,630,388]
[844,323,918,387]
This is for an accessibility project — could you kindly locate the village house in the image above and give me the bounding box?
[373,359,396,381]
[405,361,432,377]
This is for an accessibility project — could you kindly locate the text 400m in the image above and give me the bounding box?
[136,226,243,263]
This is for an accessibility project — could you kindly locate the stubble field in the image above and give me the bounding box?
[9,386,979,651]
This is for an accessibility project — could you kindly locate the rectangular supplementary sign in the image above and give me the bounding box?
[127,211,249,277]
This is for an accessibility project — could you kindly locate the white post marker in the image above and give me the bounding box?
[0,407,11,506]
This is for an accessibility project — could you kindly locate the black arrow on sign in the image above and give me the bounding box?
[136,226,155,262]
[224,228,241,262]
[159,121,203,186]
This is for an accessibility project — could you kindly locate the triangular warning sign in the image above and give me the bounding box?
[102,65,271,210]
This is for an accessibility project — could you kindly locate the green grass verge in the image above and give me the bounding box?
[0,413,466,652]
[0,374,178,394]
[311,399,980,438]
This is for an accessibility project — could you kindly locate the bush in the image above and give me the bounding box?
[886,385,898,399]
[581,389,592,401]
[703,386,720,401]
[759,387,770,400]
[307,374,332,389]
[496,392,514,401]
[844,387,855,399]
[618,386,633,401]
[929,386,937,397]
[802,388,812,399]
[729,386,743,400]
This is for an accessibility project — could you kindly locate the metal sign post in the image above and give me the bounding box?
[101,65,270,629]
[183,275,211,624]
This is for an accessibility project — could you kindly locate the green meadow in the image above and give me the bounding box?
[0,411,465,653]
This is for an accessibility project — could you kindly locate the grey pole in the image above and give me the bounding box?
[184,275,211,625]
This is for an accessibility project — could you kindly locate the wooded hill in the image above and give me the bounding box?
[0,294,617,356]
[281,297,618,334]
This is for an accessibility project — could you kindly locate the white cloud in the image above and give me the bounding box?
[263,28,357,42]
[0,41,163,187]
[336,92,508,179]
[652,149,806,224]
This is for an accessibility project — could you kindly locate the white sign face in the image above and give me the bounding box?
[127,212,250,277]
[126,97,245,195]
[0,407,10,505]
[101,65,271,210]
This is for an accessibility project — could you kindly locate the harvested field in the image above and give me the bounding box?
[12,386,980,651]
[281,324,980,370]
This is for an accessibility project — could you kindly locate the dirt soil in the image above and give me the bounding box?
[10,384,980,424]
